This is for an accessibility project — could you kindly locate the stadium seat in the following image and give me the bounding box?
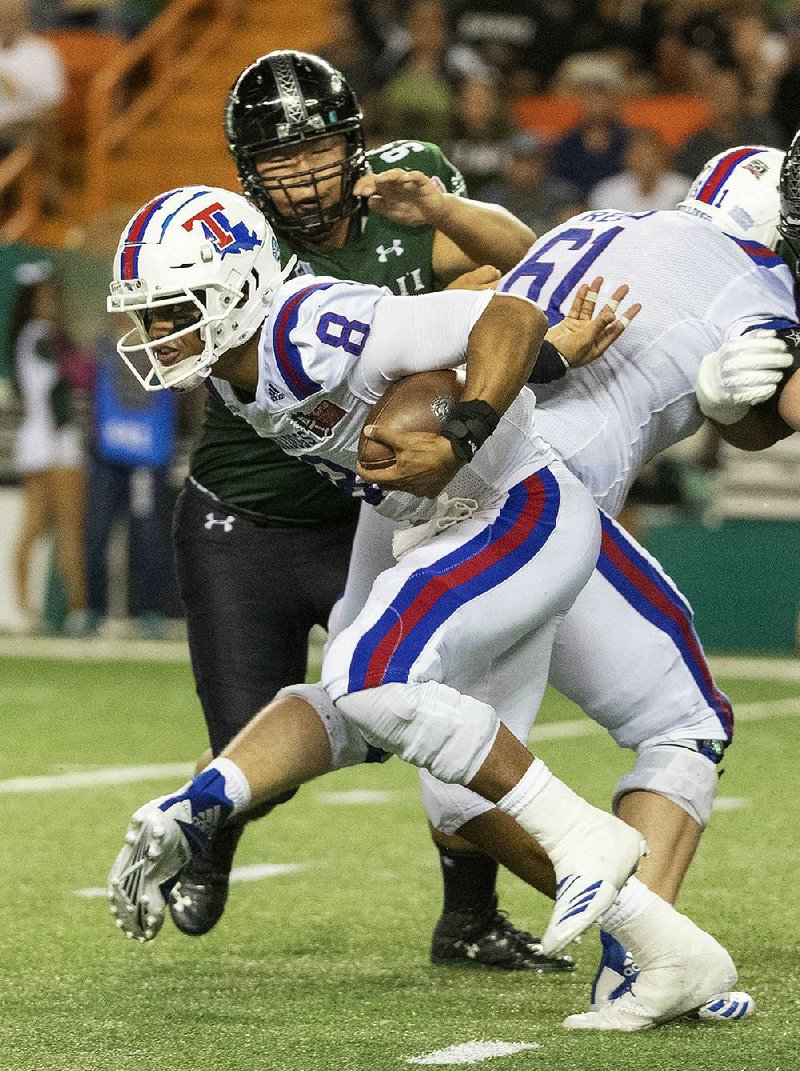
[514,93,711,148]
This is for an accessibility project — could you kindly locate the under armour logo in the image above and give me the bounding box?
[204,512,235,532]
[376,240,404,262]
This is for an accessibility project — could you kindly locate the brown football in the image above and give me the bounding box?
[358,369,465,471]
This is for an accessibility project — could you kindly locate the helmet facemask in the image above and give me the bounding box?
[779,134,800,279]
[241,129,366,241]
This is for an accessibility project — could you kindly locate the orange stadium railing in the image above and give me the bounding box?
[85,0,238,214]
[0,146,42,243]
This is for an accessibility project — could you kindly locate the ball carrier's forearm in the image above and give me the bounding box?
[461,294,547,413]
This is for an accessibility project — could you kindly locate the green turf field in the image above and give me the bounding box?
[2,654,799,1071]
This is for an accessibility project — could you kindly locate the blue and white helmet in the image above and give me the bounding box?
[677,146,785,251]
[108,185,291,391]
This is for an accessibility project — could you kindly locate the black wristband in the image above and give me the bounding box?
[773,327,800,390]
[440,399,500,462]
[527,339,570,385]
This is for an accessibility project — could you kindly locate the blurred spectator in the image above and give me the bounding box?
[449,73,514,197]
[85,323,177,639]
[449,0,573,92]
[0,1,65,158]
[377,0,464,147]
[728,8,787,117]
[29,0,165,35]
[674,65,781,179]
[550,68,632,198]
[8,259,87,635]
[772,16,800,147]
[479,130,584,235]
[588,127,691,211]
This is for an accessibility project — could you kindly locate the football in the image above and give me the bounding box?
[358,369,465,470]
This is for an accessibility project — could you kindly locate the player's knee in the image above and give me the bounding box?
[419,768,494,834]
[335,680,499,784]
[274,682,381,771]
[612,738,723,828]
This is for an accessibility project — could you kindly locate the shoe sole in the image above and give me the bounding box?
[108,810,171,942]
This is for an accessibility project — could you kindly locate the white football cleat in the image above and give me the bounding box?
[540,814,647,957]
[108,798,194,942]
[563,913,738,1031]
[691,991,755,1023]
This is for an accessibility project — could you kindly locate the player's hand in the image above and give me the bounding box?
[357,425,463,498]
[445,265,501,291]
[546,277,642,369]
[696,330,793,425]
[354,169,449,227]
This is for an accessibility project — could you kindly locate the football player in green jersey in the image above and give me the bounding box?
[171,50,568,969]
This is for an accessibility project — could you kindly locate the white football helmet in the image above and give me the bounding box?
[677,145,785,251]
[108,185,293,391]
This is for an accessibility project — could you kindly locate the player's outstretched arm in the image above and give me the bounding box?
[354,168,535,279]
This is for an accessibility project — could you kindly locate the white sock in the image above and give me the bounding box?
[496,758,552,816]
[598,876,653,933]
[208,757,253,815]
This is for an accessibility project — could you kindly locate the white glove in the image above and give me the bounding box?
[696,330,794,425]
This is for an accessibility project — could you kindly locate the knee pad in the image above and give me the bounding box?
[336,680,499,785]
[274,683,388,772]
[612,739,721,828]
[419,768,495,834]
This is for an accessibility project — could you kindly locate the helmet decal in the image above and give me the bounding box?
[181,202,261,257]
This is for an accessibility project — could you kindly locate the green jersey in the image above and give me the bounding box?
[189,141,466,526]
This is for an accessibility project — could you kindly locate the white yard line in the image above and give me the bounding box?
[713,796,750,812]
[315,789,398,804]
[406,1041,540,1066]
[3,697,800,796]
[75,861,307,898]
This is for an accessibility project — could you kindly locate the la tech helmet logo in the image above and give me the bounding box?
[182,202,260,257]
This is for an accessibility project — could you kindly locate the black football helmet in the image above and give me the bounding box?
[778,129,800,277]
[225,50,367,240]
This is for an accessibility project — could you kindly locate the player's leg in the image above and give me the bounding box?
[13,470,49,621]
[325,465,647,956]
[110,466,644,953]
[169,478,356,935]
[548,511,747,1023]
[335,504,568,971]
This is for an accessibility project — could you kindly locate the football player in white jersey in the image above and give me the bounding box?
[318,144,798,1029]
[106,185,739,1031]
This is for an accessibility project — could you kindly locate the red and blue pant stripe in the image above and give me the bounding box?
[596,511,733,741]
[347,467,561,693]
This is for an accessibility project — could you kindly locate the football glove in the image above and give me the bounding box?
[696,330,794,425]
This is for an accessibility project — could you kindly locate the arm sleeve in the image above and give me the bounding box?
[355,288,496,399]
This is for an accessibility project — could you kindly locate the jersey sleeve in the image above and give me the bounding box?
[258,277,385,409]
[369,140,467,198]
[717,259,800,341]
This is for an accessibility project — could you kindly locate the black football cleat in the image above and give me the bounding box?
[431,896,575,972]
[168,822,244,936]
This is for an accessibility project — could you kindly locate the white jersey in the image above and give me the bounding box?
[500,210,800,516]
[211,275,555,525]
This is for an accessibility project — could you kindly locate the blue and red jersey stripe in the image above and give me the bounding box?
[347,468,561,692]
[271,282,336,400]
[596,511,733,741]
[695,147,762,207]
[728,235,783,268]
